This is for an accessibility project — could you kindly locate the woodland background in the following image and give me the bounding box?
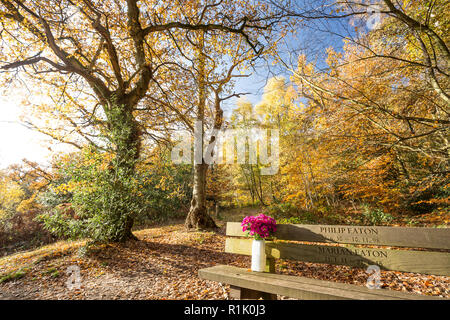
[0,0,448,256]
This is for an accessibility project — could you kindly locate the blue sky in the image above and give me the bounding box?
[228,10,354,113]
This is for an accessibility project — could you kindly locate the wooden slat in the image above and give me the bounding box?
[229,285,277,300]
[225,238,450,276]
[199,265,443,300]
[227,222,450,249]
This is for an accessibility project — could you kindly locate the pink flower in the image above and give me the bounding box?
[241,213,277,240]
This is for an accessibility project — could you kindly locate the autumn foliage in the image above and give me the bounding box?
[0,0,448,249]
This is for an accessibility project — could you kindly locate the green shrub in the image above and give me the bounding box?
[38,144,142,242]
[263,203,300,218]
[275,211,320,224]
[277,216,303,224]
[38,146,192,242]
[361,204,394,225]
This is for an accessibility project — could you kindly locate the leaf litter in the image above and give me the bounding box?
[0,223,448,299]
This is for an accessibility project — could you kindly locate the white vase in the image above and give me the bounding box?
[251,239,266,272]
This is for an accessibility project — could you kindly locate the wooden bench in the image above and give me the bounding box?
[199,222,450,300]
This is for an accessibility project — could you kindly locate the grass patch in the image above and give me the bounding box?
[44,267,60,278]
[0,268,28,284]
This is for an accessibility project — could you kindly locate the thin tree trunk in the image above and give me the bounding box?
[185,33,217,230]
[185,162,217,229]
[241,165,255,203]
[250,164,265,205]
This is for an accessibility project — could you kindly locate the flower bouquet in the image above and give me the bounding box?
[241,214,277,272]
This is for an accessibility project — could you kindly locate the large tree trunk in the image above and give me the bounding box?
[106,100,141,242]
[122,215,138,241]
[185,162,217,230]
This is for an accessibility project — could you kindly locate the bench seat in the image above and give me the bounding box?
[199,222,450,300]
[199,265,442,300]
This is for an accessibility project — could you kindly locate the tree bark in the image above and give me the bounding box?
[185,36,218,230]
[122,215,138,241]
[106,100,141,241]
[185,162,217,230]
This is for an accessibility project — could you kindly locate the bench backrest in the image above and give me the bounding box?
[225,222,450,276]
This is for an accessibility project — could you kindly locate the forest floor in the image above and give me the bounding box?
[0,208,449,300]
